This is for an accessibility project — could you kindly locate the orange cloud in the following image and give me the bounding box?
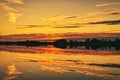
[0,3,23,23]
[0,0,26,23]
[0,3,18,12]
[89,19,120,25]
[86,8,120,17]
[40,15,67,22]
[96,2,120,7]
[7,13,23,23]
[6,0,24,4]
[26,8,119,29]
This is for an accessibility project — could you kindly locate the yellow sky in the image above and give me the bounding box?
[0,0,120,35]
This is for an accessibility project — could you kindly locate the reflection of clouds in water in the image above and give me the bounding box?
[75,70,113,78]
[1,50,119,80]
[40,65,69,73]
[0,50,119,80]
[0,46,120,55]
[18,57,119,79]
[6,64,22,75]
[2,76,17,80]
[2,64,22,80]
[39,65,115,79]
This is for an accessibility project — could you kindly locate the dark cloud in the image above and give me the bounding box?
[99,8,120,16]
[17,25,80,29]
[53,26,80,28]
[89,20,120,25]
[66,16,78,19]
[17,25,45,29]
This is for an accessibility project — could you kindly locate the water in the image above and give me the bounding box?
[0,46,120,80]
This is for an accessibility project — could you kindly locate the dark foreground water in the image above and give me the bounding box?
[0,46,120,80]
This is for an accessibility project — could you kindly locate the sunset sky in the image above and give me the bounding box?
[0,0,120,36]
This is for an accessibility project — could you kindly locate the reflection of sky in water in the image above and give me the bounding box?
[0,47,120,80]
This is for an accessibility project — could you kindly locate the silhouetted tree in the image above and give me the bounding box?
[85,38,90,43]
[53,39,68,49]
[114,38,120,50]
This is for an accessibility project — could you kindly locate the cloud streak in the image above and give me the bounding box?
[17,24,82,29]
[17,24,53,29]
[37,8,120,28]
[0,0,26,23]
[0,3,18,12]
[6,0,24,4]
[17,25,44,29]
[96,2,120,7]
[109,12,120,15]
[86,8,120,17]
[53,25,80,28]
[89,19,120,25]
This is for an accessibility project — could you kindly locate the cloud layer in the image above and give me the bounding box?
[0,0,25,23]
[96,2,120,7]
[89,20,120,25]
[6,0,24,4]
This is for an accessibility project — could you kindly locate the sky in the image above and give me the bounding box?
[0,0,120,36]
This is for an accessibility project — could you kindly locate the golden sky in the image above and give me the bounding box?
[0,0,120,35]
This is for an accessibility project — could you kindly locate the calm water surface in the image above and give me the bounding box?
[0,46,120,80]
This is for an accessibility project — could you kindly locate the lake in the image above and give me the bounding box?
[0,45,120,80]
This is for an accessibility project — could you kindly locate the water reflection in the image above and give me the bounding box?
[2,64,22,80]
[0,45,120,55]
[0,46,120,80]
